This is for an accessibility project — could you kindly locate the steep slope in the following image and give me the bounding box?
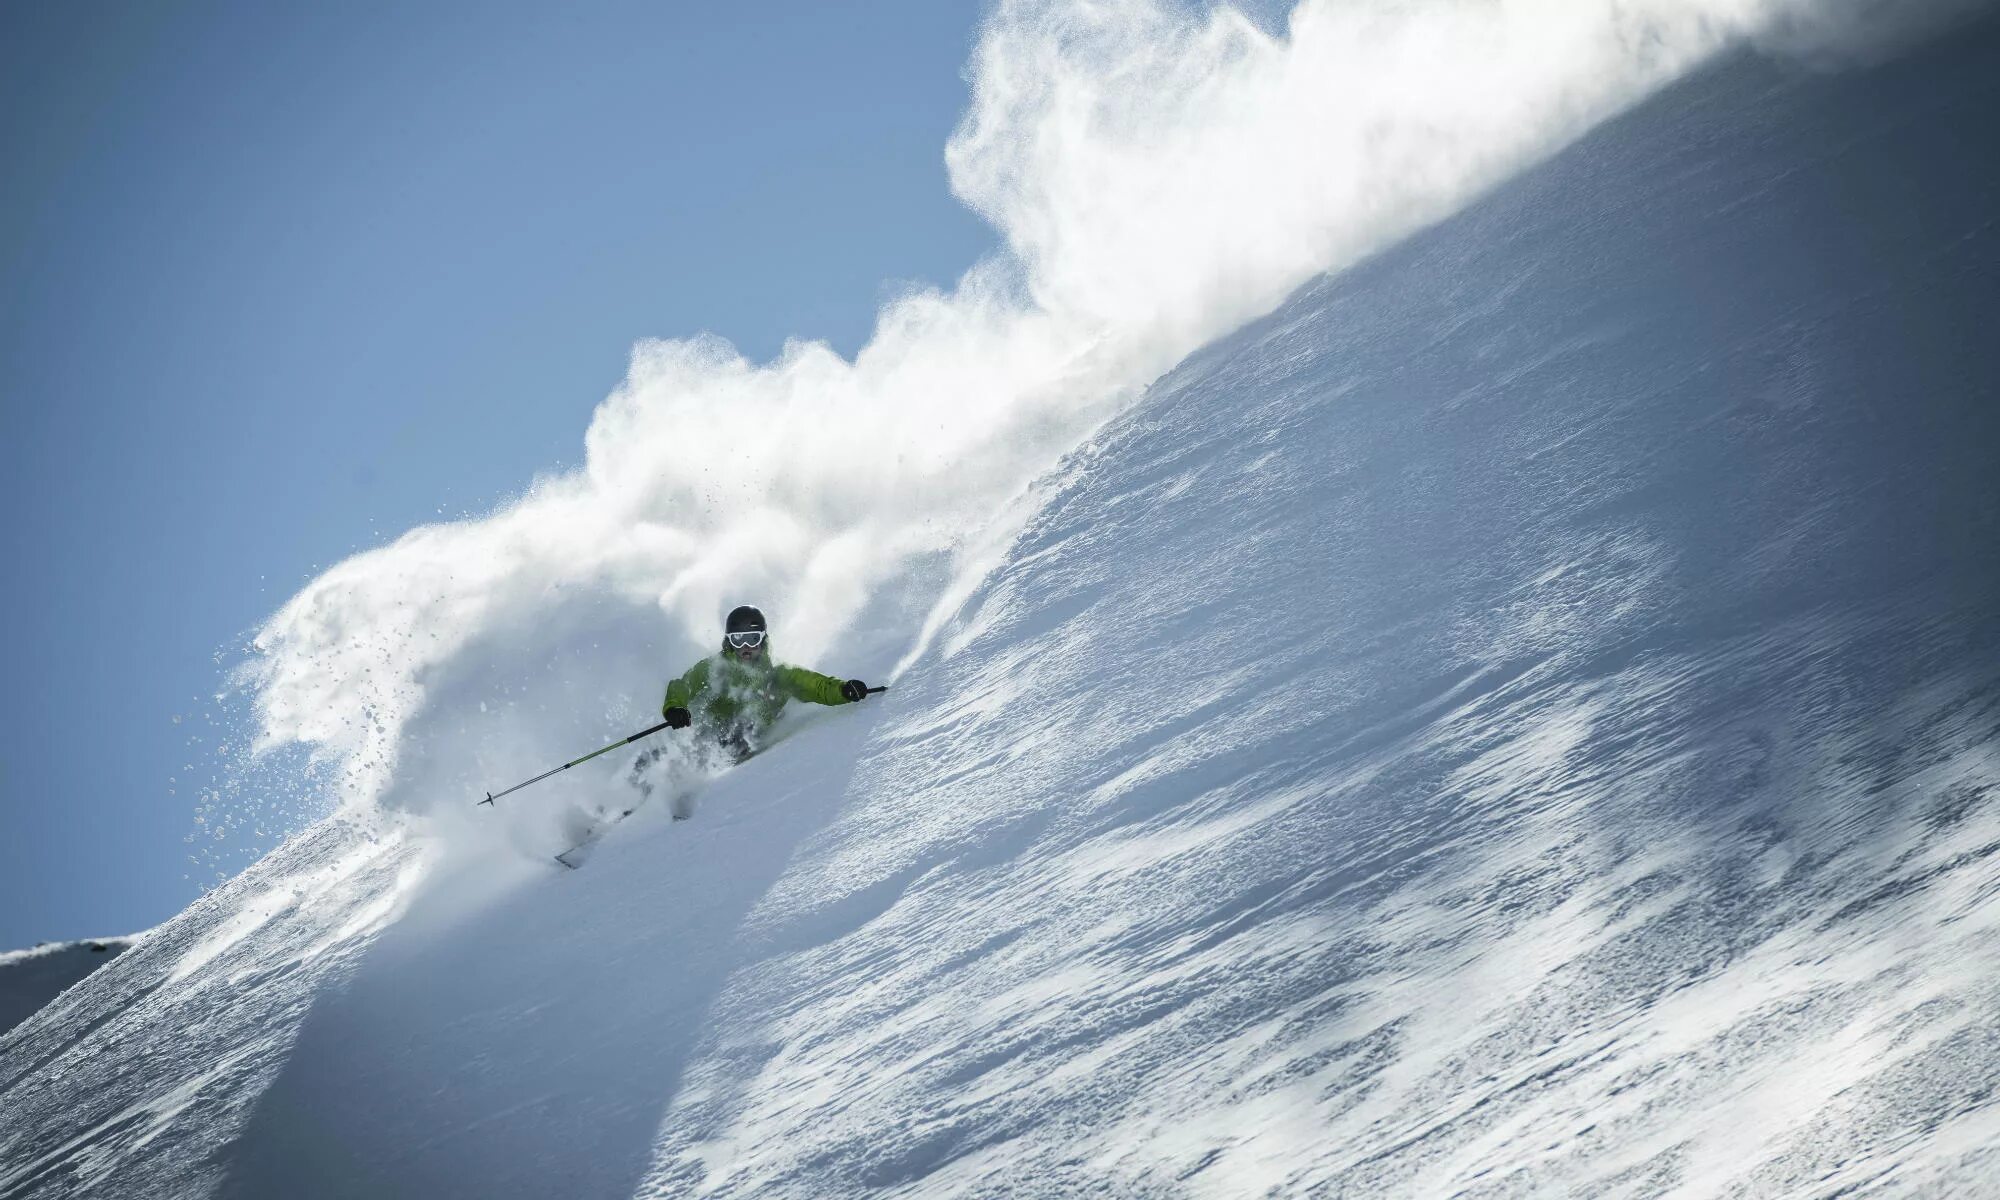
[4,17,1999,1200]
[621,29,2000,1197]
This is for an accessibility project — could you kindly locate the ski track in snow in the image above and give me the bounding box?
[6,14,2000,1200]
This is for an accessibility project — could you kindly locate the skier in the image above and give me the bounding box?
[659,605,873,763]
[495,606,875,857]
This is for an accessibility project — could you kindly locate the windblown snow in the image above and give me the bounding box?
[5,2,2000,1198]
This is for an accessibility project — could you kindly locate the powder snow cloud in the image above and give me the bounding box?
[241,0,1987,820]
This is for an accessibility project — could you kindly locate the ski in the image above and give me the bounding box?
[545,690,885,870]
[553,804,637,869]
[547,745,758,868]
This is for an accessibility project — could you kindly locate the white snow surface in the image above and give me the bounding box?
[7,8,2000,1200]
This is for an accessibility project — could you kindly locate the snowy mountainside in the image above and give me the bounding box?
[0,940,136,1039]
[626,30,2000,1196]
[4,16,2000,1200]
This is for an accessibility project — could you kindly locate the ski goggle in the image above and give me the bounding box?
[725,630,767,650]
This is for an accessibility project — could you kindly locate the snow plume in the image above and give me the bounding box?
[241,0,1969,824]
[1752,0,1997,66]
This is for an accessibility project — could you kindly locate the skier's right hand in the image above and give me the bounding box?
[664,706,692,729]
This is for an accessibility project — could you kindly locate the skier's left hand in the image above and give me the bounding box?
[841,679,870,702]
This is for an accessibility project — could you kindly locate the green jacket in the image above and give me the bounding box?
[661,651,851,731]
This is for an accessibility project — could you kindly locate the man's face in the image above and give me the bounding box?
[726,630,767,662]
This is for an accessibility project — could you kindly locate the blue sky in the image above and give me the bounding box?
[1,0,992,946]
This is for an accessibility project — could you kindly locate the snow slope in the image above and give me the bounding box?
[6,12,2000,1200]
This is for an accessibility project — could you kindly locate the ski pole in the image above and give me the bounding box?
[477,720,674,807]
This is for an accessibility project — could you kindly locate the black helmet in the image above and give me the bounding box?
[725,605,767,635]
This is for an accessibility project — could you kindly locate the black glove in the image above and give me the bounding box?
[840,679,869,703]
[664,706,692,729]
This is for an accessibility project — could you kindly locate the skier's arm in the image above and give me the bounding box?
[662,658,712,717]
[776,665,853,706]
